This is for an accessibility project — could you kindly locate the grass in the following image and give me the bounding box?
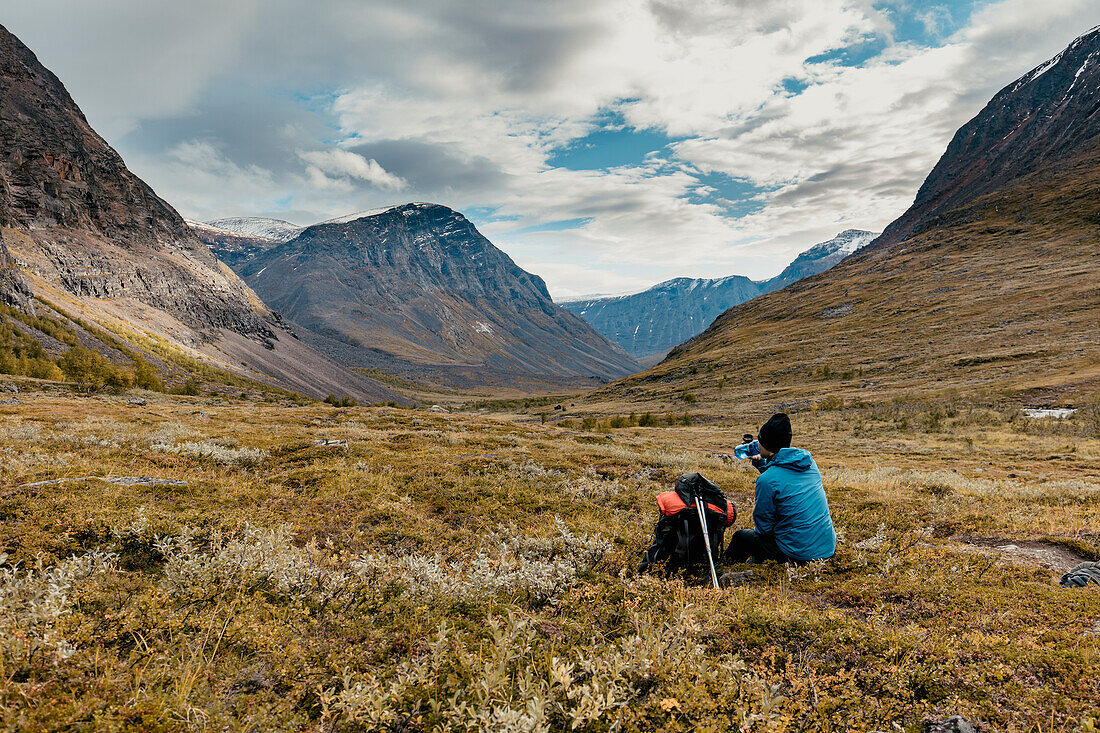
[0,389,1097,730]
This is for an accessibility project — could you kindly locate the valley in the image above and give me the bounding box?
[0,12,1098,733]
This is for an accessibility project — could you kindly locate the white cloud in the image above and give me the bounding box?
[298,149,407,189]
[4,0,1100,289]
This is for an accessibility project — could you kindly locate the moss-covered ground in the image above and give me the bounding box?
[0,389,1097,731]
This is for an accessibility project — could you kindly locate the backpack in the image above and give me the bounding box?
[654,473,736,573]
[1060,561,1100,587]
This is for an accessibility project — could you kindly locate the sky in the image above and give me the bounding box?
[2,1,1097,299]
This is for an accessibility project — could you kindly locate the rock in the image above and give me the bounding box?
[1,383,17,393]
[127,396,147,406]
[719,570,753,588]
[0,231,32,310]
[924,715,977,733]
[229,663,275,695]
[1022,407,1076,419]
[312,439,348,448]
[428,404,448,413]
[0,397,21,405]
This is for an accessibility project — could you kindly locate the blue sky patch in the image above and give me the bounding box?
[513,217,594,234]
[547,109,684,171]
[688,173,770,218]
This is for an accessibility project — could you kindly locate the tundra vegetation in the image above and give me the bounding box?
[0,387,1097,731]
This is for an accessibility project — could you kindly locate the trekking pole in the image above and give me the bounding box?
[693,491,721,589]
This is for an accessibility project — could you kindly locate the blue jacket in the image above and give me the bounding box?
[753,447,836,562]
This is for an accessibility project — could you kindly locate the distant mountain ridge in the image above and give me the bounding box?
[230,203,638,386]
[186,220,283,269]
[764,229,878,291]
[561,229,876,358]
[207,217,305,243]
[561,275,762,360]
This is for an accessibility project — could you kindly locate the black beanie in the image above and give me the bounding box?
[758,413,792,453]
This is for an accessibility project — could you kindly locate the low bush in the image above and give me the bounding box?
[58,344,133,391]
[151,440,270,466]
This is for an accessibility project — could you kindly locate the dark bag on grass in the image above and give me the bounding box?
[638,472,736,574]
[1060,561,1100,587]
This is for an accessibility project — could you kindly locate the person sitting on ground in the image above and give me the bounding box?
[723,413,836,564]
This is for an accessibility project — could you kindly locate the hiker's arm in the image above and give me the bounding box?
[752,479,777,537]
[752,456,768,474]
[638,514,675,572]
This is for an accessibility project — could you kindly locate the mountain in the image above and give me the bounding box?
[207,217,305,243]
[234,203,639,386]
[760,229,878,292]
[596,27,1100,409]
[876,25,1100,248]
[0,24,397,402]
[560,230,875,360]
[561,276,762,361]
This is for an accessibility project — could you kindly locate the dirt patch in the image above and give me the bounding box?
[952,535,1089,571]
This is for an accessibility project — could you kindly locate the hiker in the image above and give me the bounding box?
[638,472,735,575]
[723,413,836,564]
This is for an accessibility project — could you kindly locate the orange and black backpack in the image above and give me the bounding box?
[638,472,736,574]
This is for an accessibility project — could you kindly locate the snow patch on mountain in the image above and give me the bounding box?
[206,217,305,243]
[320,203,439,225]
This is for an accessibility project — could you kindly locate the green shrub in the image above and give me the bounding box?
[58,345,132,391]
[131,355,164,392]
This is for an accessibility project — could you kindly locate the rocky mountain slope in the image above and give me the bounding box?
[235,203,639,386]
[876,25,1100,248]
[0,24,396,402]
[0,233,31,309]
[595,28,1100,409]
[561,230,875,360]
